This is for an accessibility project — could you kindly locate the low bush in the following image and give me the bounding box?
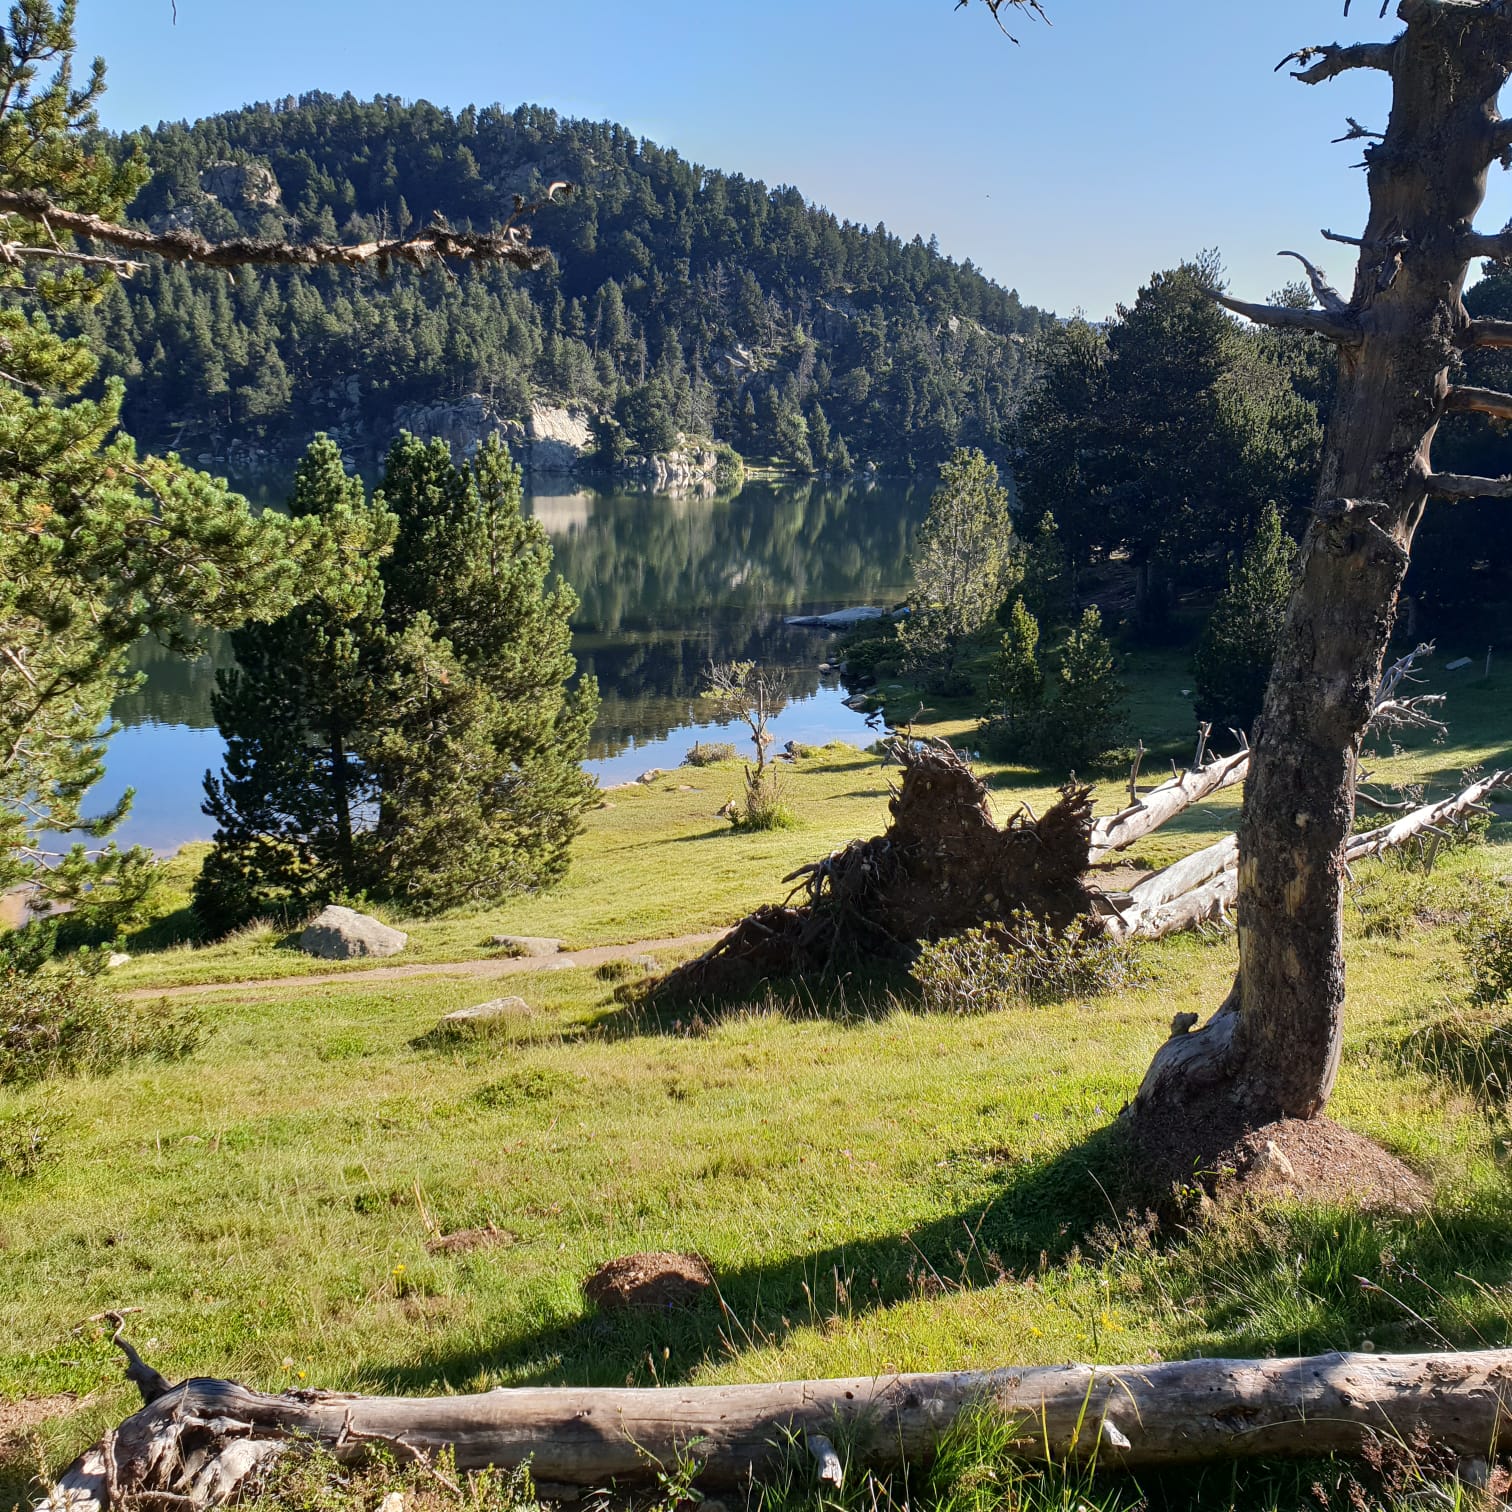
[730,768,798,832]
[1,956,202,1087]
[685,741,739,766]
[914,912,1144,1012]
[0,1096,65,1180]
[1460,898,1512,1006]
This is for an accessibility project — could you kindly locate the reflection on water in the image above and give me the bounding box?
[103,477,925,849]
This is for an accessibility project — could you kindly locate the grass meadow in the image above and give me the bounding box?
[2,653,1510,1512]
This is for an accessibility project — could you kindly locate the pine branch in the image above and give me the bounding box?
[0,185,570,277]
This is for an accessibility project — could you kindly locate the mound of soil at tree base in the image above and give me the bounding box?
[1129,1099,1429,1214]
[582,1252,715,1311]
[649,740,1095,1002]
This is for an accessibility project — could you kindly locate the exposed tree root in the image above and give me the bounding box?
[651,738,1094,1000]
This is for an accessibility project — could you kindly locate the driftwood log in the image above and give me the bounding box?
[42,1343,1512,1506]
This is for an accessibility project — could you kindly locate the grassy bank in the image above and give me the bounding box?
[3,659,1510,1510]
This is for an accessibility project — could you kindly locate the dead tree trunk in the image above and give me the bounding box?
[1134,1,1512,1129]
[44,1344,1512,1506]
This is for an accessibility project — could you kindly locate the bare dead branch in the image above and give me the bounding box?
[1465,317,1512,348]
[1281,41,1396,84]
[0,185,570,276]
[1332,117,1386,143]
[1277,250,1350,312]
[953,0,1050,45]
[1460,226,1512,262]
[1207,288,1361,342]
[1424,471,1512,498]
[1445,385,1512,420]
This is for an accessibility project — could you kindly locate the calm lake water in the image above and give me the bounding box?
[102,477,928,853]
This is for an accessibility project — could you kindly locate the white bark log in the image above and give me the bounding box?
[1087,751,1249,864]
[42,1350,1512,1506]
[1344,771,1509,862]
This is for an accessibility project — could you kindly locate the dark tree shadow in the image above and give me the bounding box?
[365,1123,1138,1394]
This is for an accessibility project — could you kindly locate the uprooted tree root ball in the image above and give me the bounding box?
[647,738,1095,1002]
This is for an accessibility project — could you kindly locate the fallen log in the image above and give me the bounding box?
[1344,770,1510,863]
[1087,750,1249,864]
[43,1344,1512,1507]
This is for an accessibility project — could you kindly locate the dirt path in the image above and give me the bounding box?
[124,931,727,1001]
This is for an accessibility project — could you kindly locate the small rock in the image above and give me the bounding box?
[380,1493,406,1512]
[299,905,407,960]
[637,768,662,785]
[440,996,531,1029]
[631,955,660,973]
[489,935,564,957]
[107,951,131,969]
[1253,1138,1296,1182]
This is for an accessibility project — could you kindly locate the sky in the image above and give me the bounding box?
[78,1,1512,319]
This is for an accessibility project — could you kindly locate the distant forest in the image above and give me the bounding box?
[76,94,1054,472]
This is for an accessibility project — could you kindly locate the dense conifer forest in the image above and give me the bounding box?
[76,94,1054,473]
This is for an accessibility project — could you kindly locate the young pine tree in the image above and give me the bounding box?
[194,437,396,933]
[1037,607,1127,770]
[900,447,1019,690]
[1192,501,1299,738]
[978,597,1045,758]
[1018,511,1075,628]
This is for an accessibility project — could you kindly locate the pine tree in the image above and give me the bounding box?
[1018,511,1074,628]
[0,5,336,920]
[1192,501,1299,736]
[194,438,396,933]
[978,597,1044,758]
[1037,607,1126,770]
[375,433,599,904]
[900,447,1019,688]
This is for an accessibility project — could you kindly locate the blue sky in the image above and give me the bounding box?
[79,1,1512,318]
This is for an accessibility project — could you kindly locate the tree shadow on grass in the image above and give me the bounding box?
[364,1121,1139,1395]
[586,962,922,1039]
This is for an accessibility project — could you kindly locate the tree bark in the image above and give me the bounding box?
[1134,0,1512,1127]
[42,1348,1512,1507]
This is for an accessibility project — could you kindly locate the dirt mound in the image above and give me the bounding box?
[1,1392,86,1451]
[424,1224,516,1255]
[582,1252,714,1311]
[650,739,1095,1001]
[1131,1103,1429,1214]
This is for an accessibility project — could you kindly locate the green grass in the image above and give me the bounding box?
[3,660,1511,1511]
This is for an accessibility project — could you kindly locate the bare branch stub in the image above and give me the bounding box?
[0,183,572,276]
[1424,471,1512,500]
[1280,40,1396,84]
[1445,385,1512,421]
[1277,249,1350,312]
[1466,317,1512,349]
[1205,287,1361,343]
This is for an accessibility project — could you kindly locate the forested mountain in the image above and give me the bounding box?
[77,95,1053,474]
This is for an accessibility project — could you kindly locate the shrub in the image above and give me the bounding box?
[913,912,1144,1012]
[0,1097,65,1180]
[712,441,745,490]
[0,958,201,1087]
[731,768,798,831]
[1460,900,1512,1006]
[685,741,738,767]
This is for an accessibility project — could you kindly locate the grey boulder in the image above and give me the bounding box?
[299,905,407,960]
[440,996,531,1029]
[489,934,564,957]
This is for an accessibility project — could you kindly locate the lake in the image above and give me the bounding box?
[101,477,928,853]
